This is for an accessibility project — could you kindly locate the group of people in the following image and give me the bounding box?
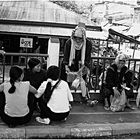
[0,23,140,128]
[0,58,73,127]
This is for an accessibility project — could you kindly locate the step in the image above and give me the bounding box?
[71,90,138,103]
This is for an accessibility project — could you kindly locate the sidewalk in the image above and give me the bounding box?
[0,102,140,139]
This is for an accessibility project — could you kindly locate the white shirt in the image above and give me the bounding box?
[37,79,73,113]
[0,81,30,117]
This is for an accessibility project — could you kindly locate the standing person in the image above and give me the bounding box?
[36,65,73,124]
[23,57,47,111]
[0,65,37,127]
[63,23,92,103]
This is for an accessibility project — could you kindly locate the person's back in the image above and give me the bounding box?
[0,65,37,127]
[47,80,73,113]
[3,81,30,116]
[36,65,73,124]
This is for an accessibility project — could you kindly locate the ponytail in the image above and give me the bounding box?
[43,82,52,103]
[8,78,16,94]
[43,80,60,104]
[8,65,23,94]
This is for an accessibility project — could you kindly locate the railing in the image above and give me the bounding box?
[89,56,140,92]
[59,55,140,92]
[0,53,48,83]
[0,53,140,94]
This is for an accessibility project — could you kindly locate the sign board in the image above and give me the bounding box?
[20,38,33,48]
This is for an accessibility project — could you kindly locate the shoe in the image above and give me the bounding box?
[61,117,67,122]
[104,106,110,111]
[36,117,50,125]
[126,105,135,110]
[64,117,67,121]
[87,100,98,106]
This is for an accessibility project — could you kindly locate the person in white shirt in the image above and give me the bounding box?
[36,65,73,124]
[0,65,37,127]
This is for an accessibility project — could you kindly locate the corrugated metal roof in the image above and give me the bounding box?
[0,0,93,25]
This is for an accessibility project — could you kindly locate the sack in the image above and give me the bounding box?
[71,77,80,89]
[110,89,126,112]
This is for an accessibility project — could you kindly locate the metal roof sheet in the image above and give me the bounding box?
[0,0,93,25]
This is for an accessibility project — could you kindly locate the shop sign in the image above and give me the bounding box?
[20,38,33,48]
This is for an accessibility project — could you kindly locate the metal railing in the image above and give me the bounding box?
[0,53,48,83]
[89,56,140,92]
[59,55,140,92]
[0,53,140,94]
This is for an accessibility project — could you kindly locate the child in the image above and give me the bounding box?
[0,65,37,127]
[36,65,73,124]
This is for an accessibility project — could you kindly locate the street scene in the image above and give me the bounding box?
[0,0,140,139]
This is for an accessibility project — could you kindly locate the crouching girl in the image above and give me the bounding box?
[0,65,37,127]
[36,65,73,124]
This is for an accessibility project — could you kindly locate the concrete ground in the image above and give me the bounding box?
[0,65,140,139]
[0,101,140,139]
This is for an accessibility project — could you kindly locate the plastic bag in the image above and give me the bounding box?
[110,89,126,112]
[71,77,80,89]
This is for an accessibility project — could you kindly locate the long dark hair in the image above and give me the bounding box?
[43,65,60,103]
[8,66,23,94]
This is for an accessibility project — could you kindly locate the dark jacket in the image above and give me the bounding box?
[105,63,130,90]
[63,38,92,72]
[23,68,47,89]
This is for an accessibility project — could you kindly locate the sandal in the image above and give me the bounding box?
[104,106,110,111]
[36,117,50,125]
[87,100,98,106]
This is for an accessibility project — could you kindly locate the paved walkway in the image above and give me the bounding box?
[0,102,140,139]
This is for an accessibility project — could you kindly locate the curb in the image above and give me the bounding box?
[0,123,140,139]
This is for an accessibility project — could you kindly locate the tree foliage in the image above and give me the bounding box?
[49,1,83,14]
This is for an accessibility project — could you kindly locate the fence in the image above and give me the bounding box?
[0,53,140,94]
[0,53,48,83]
[89,56,140,92]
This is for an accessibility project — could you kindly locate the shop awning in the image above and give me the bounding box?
[0,23,107,40]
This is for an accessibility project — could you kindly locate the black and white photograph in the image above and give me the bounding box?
[0,0,140,139]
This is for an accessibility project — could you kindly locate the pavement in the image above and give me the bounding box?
[1,67,140,139]
[0,100,140,139]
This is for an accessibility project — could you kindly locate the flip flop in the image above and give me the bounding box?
[104,106,110,111]
[36,117,50,125]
